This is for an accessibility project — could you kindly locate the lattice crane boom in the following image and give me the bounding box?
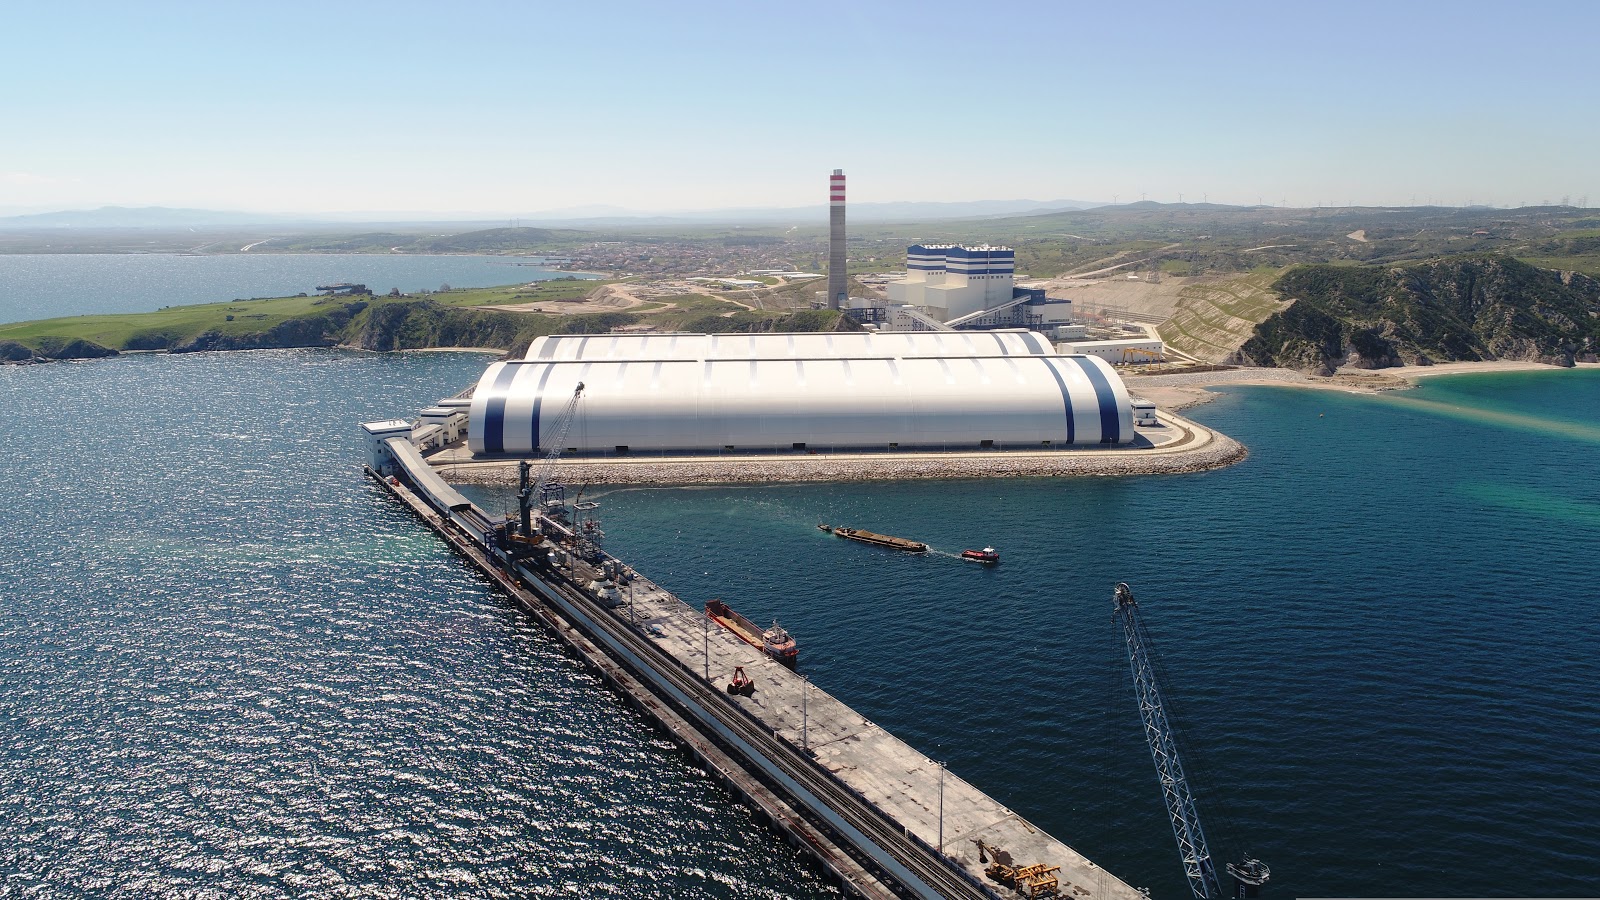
[532,381,585,512]
[1114,582,1268,899]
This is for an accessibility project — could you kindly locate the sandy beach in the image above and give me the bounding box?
[1127,360,1598,410]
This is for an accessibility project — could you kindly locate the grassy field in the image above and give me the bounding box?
[0,274,851,357]
[0,293,344,350]
[0,278,609,354]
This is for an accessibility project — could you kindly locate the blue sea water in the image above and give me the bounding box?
[2,353,1598,898]
[0,254,587,325]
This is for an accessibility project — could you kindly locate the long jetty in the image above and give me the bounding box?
[365,427,1143,900]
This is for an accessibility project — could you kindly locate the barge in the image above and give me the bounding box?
[706,598,799,667]
[832,527,928,554]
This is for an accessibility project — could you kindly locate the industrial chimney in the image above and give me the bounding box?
[827,169,846,310]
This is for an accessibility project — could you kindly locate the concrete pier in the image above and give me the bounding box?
[367,432,1145,899]
[622,575,1142,900]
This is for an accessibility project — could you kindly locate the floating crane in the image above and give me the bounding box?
[513,382,585,535]
[1112,582,1270,899]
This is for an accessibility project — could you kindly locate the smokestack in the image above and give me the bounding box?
[828,169,846,310]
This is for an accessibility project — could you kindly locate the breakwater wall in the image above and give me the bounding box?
[439,411,1245,488]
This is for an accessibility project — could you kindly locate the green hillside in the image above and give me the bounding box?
[1238,256,1600,372]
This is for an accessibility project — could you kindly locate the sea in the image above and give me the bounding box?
[0,254,587,325]
[2,348,1598,897]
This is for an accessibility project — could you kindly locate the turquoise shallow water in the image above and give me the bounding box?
[3,354,1598,897]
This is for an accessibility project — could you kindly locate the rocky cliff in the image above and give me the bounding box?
[1238,257,1600,373]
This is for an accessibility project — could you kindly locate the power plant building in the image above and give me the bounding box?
[467,331,1135,455]
[887,245,1018,321]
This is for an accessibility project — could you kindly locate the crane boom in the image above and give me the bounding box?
[533,382,585,512]
[1114,582,1230,899]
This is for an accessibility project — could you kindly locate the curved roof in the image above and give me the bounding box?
[522,329,1055,362]
[470,339,1133,455]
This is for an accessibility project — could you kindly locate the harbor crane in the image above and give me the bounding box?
[514,382,585,534]
[1112,582,1270,899]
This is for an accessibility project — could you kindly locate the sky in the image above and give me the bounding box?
[3,0,1597,215]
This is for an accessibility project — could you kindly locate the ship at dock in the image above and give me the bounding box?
[827,525,928,554]
[706,599,799,668]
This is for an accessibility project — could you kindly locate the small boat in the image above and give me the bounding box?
[817,523,834,533]
[833,526,928,553]
[961,547,1000,564]
[706,599,800,667]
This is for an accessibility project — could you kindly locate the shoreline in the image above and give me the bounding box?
[1128,360,1600,410]
[430,409,1247,487]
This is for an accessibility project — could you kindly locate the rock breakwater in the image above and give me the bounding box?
[436,414,1246,488]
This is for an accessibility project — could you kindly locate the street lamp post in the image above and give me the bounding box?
[801,675,810,752]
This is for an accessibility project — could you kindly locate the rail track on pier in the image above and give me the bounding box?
[527,558,994,900]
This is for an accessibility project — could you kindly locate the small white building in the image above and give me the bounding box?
[1056,339,1166,365]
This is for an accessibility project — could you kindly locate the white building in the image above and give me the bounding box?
[468,331,1135,454]
[1056,338,1166,364]
[886,244,1018,321]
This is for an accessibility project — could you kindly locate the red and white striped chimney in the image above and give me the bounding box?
[827,169,846,310]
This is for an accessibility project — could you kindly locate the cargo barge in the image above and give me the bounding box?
[829,526,928,554]
[706,599,799,667]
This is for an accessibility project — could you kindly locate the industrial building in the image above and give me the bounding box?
[872,243,1073,331]
[468,330,1135,455]
[1057,338,1166,364]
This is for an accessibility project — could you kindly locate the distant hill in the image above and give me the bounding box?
[509,198,1104,226]
[408,227,568,252]
[0,206,294,229]
[1239,256,1600,372]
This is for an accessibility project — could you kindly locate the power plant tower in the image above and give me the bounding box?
[827,169,846,310]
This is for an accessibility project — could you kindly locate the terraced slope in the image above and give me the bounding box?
[1158,272,1290,362]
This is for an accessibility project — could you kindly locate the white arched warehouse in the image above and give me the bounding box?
[468,331,1134,455]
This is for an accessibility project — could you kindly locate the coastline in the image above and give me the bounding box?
[1128,360,1600,410]
[431,409,1247,487]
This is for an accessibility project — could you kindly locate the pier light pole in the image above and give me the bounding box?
[628,580,635,626]
[703,614,709,682]
[801,674,810,751]
[937,759,946,854]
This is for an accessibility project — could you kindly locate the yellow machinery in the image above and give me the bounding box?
[1120,346,1166,366]
[977,841,1063,898]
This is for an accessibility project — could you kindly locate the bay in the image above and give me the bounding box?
[2,351,1597,897]
[0,254,589,325]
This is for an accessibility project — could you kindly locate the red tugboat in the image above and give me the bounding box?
[705,599,799,667]
[961,546,1000,564]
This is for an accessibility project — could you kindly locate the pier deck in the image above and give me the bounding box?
[619,574,1141,900]
[370,428,1142,899]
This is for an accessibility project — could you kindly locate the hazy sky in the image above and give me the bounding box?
[4,0,1596,214]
